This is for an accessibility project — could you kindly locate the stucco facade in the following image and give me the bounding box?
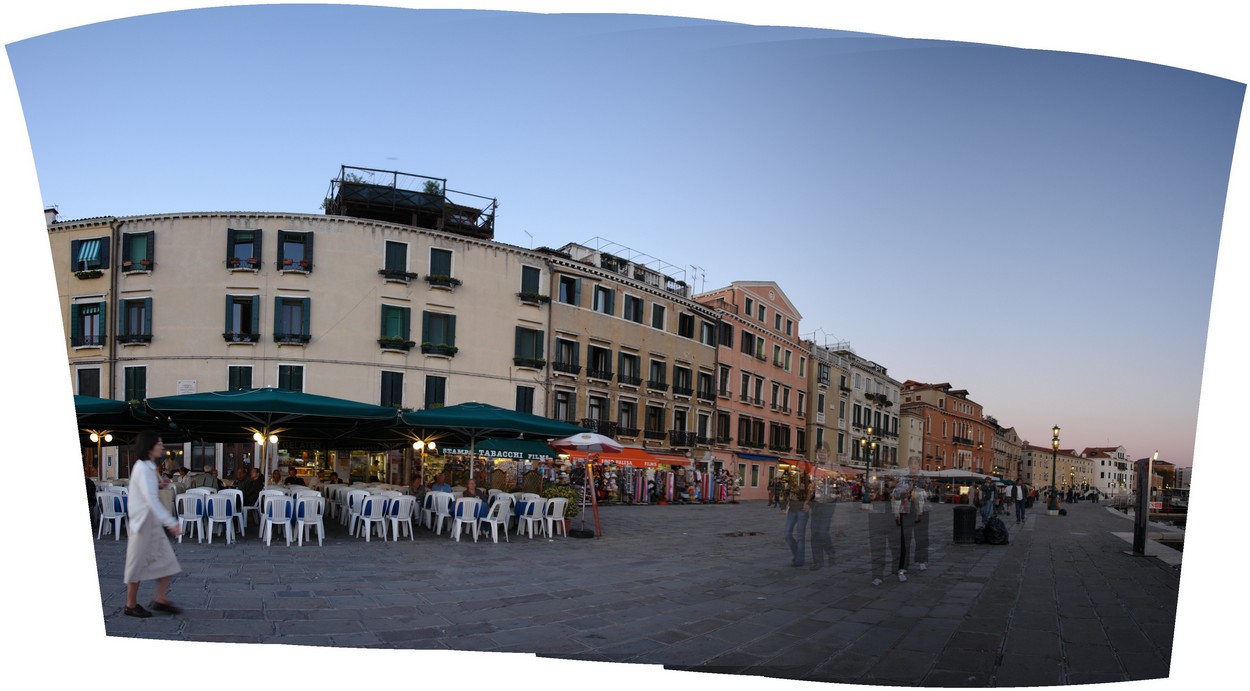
[899,381,993,473]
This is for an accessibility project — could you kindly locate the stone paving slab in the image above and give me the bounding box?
[81,496,1183,687]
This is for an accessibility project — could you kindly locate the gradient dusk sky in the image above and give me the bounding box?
[3,3,1245,688]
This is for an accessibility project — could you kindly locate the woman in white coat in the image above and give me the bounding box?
[122,431,183,617]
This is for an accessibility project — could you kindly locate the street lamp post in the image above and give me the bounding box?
[413,439,436,484]
[1048,425,1060,515]
[860,425,878,507]
[88,430,113,481]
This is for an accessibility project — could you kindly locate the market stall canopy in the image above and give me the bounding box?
[550,432,623,453]
[75,394,185,442]
[143,388,401,444]
[562,447,668,469]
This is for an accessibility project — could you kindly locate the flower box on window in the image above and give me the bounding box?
[378,337,416,351]
[74,269,104,280]
[421,343,458,356]
[117,334,152,345]
[425,275,462,289]
[517,291,551,305]
[222,332,260,343]
[139,259,152,267]
[378,269,419,282]
[513,357,546,369]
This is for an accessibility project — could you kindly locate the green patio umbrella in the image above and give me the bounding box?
[400,402,588,475]
[74,394,176,440]
[144,388,401,473]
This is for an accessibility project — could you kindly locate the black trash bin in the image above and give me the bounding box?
[953,505,977,544]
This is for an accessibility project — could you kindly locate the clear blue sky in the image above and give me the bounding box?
[9,4,1240,467]
[2,2,1246,689]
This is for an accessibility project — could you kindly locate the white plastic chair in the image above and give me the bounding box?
[264,495,294,547]
[489,492,516,535]
[295,495,325,547]
[186,487,216,496]
[543,497,569,538]
[355,495,389,542]
[205,494,236,544]
[420,491,439,530]
[519,497,547,539]
[97,492,128,540]
[386,495,418,541]
[428,492,455,535]
[343,489,370,532]
[218,488,246,537]
[257,489,286,535]
[451,497,482,542]
[175,493,206,544]
[478,499,511,543]
[379,490,403,498]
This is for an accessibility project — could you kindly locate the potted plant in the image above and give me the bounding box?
[298,259,310,268]
[540,484,580,531]
[227,256,241,267]
[122,260,133,268]
[283,258,293,266]
[139,259,152,267]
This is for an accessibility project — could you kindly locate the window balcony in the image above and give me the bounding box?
[644,429,667,441]
[378,337,416,351]
[739,393,752,404]
[278,259,312,273]
[580,419,618,437]
[696,390,715,402]
[669,430,698,447]
[618,373,642,387]
[274,333,311,345]
[227,257,261,272]
[421,343,458,357]
[223,332,260,344]
[72,335,105,348]
[717,387,731,399]
[587,368,613,382]
[117,334,152,345]
[647,380,669,392]
[553,361,581,376]
[672,385,693,397]
[617,426,640,438]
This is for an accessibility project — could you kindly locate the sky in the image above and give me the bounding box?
[3,2,1247,689]
[6,4,1241,468]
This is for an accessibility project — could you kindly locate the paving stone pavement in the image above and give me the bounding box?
[90,497,1181,686]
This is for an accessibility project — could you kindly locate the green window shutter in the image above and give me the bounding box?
[224,296,233,332]
[71,304,81,344]
[606,289,615,315]
[70,240,81,269]
[535,332,543,360]
[226,228,236,257]
[144,231,155,264]
[273,297,281,334]
[447,314,456,347]
[98,238,110,266]
[99,304,107,343]
[422,311,430,341]
[304,233,314,267]
[253,229,262,264]
[514,326,523,357]
[574,278,582,306]
[400,307,410,340]
[143,298,152,335]
[380,305,388,337]
[301,298,311,336]
[250,296,260,333]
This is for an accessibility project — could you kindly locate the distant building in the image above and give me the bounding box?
[1081,446,1132,497]
[899,381,993,473]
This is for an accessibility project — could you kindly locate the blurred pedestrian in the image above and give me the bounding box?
[122,431,183,618]
[783,480,812,566]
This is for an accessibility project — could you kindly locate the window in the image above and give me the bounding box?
[120,231,154,271]
[645,406,665,438]
[697,371,715,400]
[649,359,667,388]
[278,364,304,392]
[429,248,453,277]
[227,365,252,391]
[587,345,613,380]
[224,295,260,342]
[678,313,695,339]
[784,350,792,371]
[515,386,534,414]
[617,400,637,430]
[380,305,412,348]
[718,365,731,395]
[618,352,641,385]
[650,303,665,330]
[623,295,643,323]
[755,337,766,360]
[558,276,581,305]
[274,297,311,344]
[718,322,734,348]
[593,286,615,315]
[740,372,751,402]
[424,375,446,409]
[588,395,608,422]
[421,311,457,355]
[521,265,542,294]
[118,298,152,344]
[744,296,753,317]
[277,230,313,271]
[818,363,830,385]
[514,327,545,367]
[379,371,404,408]
[71,301,106,347]
[716,412,731,443]
[797,391,806,416]
[383,241,410,277]
[76,367,101,397]
[700,320,716,346]
[799,357,806,378]
[786,319,793,336]
[227,228,262,268]
[774,313,782,331]
[697,413,710,440]
[123,366,146,402]
[70,237,109,272]
[773,344,782,366]
[741,331,754,356]
[771,382,781,408]
[554,338,580,374]
[757,304,766,322]
[553,389,576,422]
[673,366,693,396]
[751,464,759,487]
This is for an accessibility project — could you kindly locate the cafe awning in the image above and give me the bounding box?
[563,447,669,468]
[651,453,691,467]
[439,438,558,461]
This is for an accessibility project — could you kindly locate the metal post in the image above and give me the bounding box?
[1132,457,1152,555]
[1048,425,1060,515]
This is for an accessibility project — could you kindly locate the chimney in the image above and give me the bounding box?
[44,207,58,226]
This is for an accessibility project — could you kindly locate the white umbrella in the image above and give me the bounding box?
[550,432,624,453]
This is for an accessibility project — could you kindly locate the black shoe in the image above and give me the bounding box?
[150,601,183,614]
[123,604,151,618]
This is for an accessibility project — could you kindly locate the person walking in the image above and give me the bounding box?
[1011,480,1027,524]
[783,480,812,567]
[976,477,996,527]
[868,476,901,584]
[122,431,183,618]
[807,481,835,570]
[899,456,929,574]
